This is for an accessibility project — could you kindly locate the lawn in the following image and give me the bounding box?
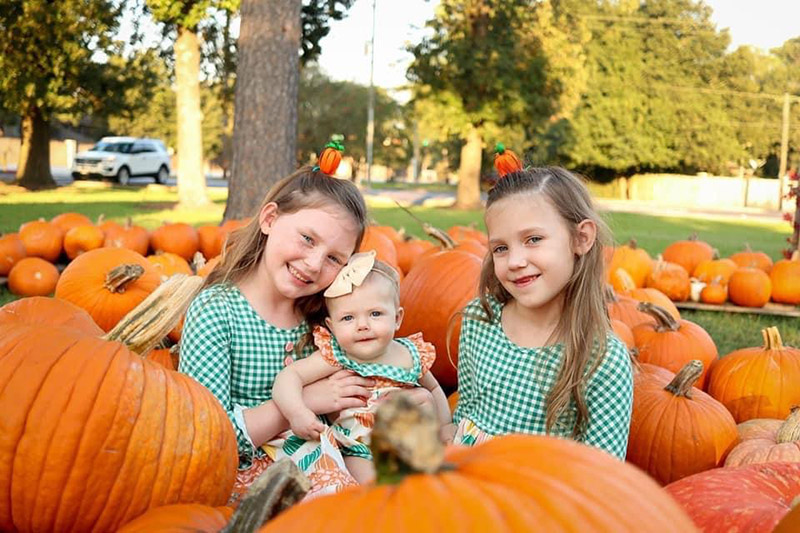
[1,181,797,356]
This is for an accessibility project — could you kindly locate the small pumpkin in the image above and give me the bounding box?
[707,326,800,423]
[7,257,60,296]
[728,267,771,307]
[148,251,194,278]
[447,224,488,246]
[150,222,200,261]
[197,224,224,260]
[646,260,691,302]
[103,218,150,256]
[493,142,523,177]
[359,227,401,280]
[729,244,773,273]
[699,277,728,304]
[724,407,800,467]
[318,140,344,175]
[692,257,737,284]
[627,360,739,485]
[0,233,26,276]
[51,212,93,234]
[608,239,653,288]
[63,224,105,260]
[18,219,63,262]
[632,302,718,389]
[611,318,635,351]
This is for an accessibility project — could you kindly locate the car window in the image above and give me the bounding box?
[132,143,154,153]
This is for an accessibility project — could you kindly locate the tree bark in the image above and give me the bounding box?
[16,106,56,190]
[175,26,209,208]
[225,0,301,221]
[455,125,483,209]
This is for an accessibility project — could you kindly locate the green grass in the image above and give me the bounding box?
[1,183,797,356]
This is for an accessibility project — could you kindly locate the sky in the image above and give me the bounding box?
[315,0,800,94]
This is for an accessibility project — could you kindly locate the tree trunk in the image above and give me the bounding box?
[225,0,301,221]
[455,126,483,209]
[175,26,209,208]
[16,106,55,190]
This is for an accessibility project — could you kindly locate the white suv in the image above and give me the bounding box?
[71,137,172,185]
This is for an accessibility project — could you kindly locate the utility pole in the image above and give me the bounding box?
[778,92,790,211]
[365,0,376,186]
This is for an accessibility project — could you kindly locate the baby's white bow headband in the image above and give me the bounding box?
[324,250,377,298]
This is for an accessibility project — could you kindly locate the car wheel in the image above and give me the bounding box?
[117,166,130,185]
[155,165,169,184]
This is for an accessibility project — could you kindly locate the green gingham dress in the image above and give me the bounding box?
[452,296,633,459]
[179,284,314,465]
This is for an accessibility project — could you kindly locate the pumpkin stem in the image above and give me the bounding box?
[103,274,204,355]
[663,360,704,398]
[762,326,785,350]
[371,394,446,485]
[637,302,680,332]
[776,407,800,444]
[627,238,638,249]
[222,459,309,533]
[192,251,206,273]
[104,264,145,293]
[392,200,455,248]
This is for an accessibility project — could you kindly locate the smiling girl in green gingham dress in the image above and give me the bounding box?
[445,152,633,459]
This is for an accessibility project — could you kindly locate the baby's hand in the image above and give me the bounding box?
[439,423,457,444]
[290,410,326,441]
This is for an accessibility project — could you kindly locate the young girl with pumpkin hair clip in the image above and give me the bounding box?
[443,145,634,459]
[271,251,451,485]
[180,142,430,501]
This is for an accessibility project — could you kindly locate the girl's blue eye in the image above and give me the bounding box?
[492,245,507,255]
[302,234,313,244]
[526,236,542,244]
[328,255,342,265]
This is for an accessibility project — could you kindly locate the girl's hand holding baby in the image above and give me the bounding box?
[289,409,327,441]
[302,369,374,415]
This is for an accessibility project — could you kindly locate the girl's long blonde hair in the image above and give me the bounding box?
[205,166,368,353]
[477,166,611,438]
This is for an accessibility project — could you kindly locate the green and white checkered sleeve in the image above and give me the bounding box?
[581,334,634,460]
[179,289,252,457]
[452,301,481,425]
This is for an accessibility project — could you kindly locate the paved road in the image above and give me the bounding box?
[0,168,228,188]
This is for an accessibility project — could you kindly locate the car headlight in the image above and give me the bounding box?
[102,156,116,163]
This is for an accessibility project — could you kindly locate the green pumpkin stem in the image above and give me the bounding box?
[371,394,447,485]
[222,459,310,533]
[663,360,704,398]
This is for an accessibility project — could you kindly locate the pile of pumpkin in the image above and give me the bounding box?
[606,235,800,307]
[0,212,250,297]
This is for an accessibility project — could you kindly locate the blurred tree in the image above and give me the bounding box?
[0,0,148,189]
[225,0,355,220]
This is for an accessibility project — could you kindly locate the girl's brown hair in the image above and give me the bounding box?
[477,166,612,438]
[205,166,368,352]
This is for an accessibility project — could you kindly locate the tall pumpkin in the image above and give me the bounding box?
[261,395,697,533]
[632,302,718,389]
[724,408,800,467]
[0,295,237,532]
[707,326,800,422]
[397,250,482,390]
[627,361,738,485]
[665,462,800,533]
[54,247,162,332]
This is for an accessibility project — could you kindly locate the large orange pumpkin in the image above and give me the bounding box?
[707,326,800,423]
[150,222,200,261]
[728,267,771,307]
[397,250,482,390]
[605,288,655,329]
[662,234,714,276]
[447,224,488,246]
[0,233,27,276]
[665,462,800,533]
[359,227,401,279]
[18,219,63,262]
[117,505,233,533]
[608,239,653,288]
[0,318,238,532]
[197,224,224,260]
[770,256,800,305]
[395,238,436,274]
[54,247,162,332]
[7,257,60,296]
[632,302,718,389]
[627,360,738,485]
[724,408,800,467]
[0,296,103,335]
[261,435,697,532]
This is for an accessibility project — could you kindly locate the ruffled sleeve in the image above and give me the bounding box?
[405,332,437,376]
[312,326,342,368]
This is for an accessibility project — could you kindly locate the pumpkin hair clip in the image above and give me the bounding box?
[315,140,345,175]
[494,142,523,178]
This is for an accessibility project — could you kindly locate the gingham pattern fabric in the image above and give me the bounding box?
[453,295,633,459]
[179,284,312,464]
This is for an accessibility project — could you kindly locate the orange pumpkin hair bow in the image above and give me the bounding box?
[316,141,345,175]
[494,142,523,177]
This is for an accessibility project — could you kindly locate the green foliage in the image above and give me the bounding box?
[0,0,138,119]
[300,0,356,64]
[146,0,216,31]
